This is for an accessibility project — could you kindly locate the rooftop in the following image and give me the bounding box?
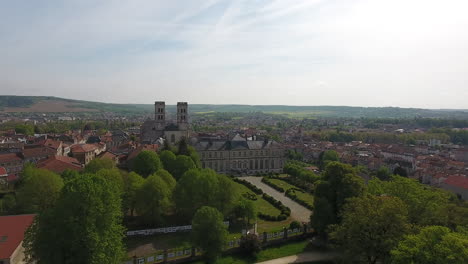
[0,214,35,259]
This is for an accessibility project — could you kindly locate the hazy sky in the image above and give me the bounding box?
[1,0,467,108]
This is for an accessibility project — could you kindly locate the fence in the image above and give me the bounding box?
[122,225,311,264]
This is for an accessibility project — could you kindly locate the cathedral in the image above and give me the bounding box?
[140,101,189,145]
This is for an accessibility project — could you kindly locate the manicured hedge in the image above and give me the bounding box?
[232,177,263,194]
[257,193,291,221]
[261,177,285,193]
[285,188,314,210]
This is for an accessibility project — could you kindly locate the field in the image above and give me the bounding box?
[268,178,297,191]
[3,100,98,112]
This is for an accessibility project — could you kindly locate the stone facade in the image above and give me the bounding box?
[194,134,285,175]
[140,101,190,145]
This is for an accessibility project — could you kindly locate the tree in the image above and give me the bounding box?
[123,172,144,217]
[391,226,468,264]
[330,195,410,264]
[172,155,196,180]
[368,175,451,226]
[0,194,17,215]
[239,234,261,256]
[159,150,176,173]
[311,162,365,236]
[135,174,170,225]
[393,166,408,177]
[319,150,339,170]
[84,158,115,173]
[233,198,256,227]
[191,206,228,263]
[156,169,176,192]
[131,150,162,177]
[376,166,392,181]
[16,168,64,213]
[174,169,237,219]
[95,168,124,194]
[15,124,34,135]
[23,173,125,264]
[177,137,190,156]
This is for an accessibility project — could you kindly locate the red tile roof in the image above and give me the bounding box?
[42,139,61,150]
[0,153,22,163]
[444,175,468,189]
[0,214,35,259]
[37,156,82,173]
[71,144,97,153]
[22,146,55,158]
[0,167,7,176]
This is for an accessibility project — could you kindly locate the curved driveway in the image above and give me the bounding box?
[241,176,312,223]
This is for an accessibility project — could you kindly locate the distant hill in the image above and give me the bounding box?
[1,95,468,119]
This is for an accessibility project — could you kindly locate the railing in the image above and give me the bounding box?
[122,225,312,264]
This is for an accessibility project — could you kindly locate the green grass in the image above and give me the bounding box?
[268,178,297,191]
[293,190,315,208]
[190,240,312,264]
[232,181,281,217]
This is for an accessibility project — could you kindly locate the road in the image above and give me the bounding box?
[241,176,312,223]
[256,251,338,264]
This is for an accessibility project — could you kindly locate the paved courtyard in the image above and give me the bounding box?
[241,176,312,223]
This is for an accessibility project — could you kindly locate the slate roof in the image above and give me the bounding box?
[194,138,282,151]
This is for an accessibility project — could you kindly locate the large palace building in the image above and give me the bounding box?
[140,101,189,145]
[193,134,286,175]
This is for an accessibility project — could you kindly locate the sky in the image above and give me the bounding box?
[1,0,467,108]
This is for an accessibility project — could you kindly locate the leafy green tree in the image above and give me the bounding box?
[172,155,196,180]
[319,150,339,170]
[95,168,124,193]
[61,169,80,182]
[156,169,176,192]
[177,137,190,156]
[375,166,392,181]
[391,226,468,264]
[174,169,237,219]
[131,150,162,177]
[393,166,408,177]
[0,194,17,215]
[368,175,451,226]
[159,150,176,173]
[16,168,64,212]
[312,162,365,235]
[233,198,256,227]
[15,124,34,135]
[23,173,125,264]
[84,158,115,173]
[330,195,410,264]
[191,206,228,263]
[123,172,144,217]
[239,234,261,256]
[135,174,170,225]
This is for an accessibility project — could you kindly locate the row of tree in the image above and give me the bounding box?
[311,161,468,263]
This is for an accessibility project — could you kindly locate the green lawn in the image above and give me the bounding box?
[190,240,312,264]
[293,190,315,208]
[268,178,297,191]
[266,178,315,208]
[232,181,281,217]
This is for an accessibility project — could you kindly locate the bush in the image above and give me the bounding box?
[257,193,291,221]
[289,221,302,230]
[232,177,263,195]
[239,234,261,256]
[285,188,314,210]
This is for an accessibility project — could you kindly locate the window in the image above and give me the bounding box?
[250,160,253,169]
[171,134,176,143]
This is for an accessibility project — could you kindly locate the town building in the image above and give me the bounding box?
[193,134,285,175]
[140,102,189,145]
[0,214,35,264]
